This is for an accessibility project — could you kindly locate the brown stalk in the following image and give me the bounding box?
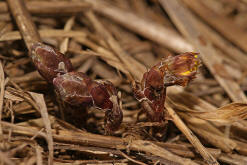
[28,92,54,165]
[218,153,247,165]
[178,113,236,152]
[165,102,219,165]
[0,29,87,42]
[187,123,235,153]
[0,13,10,21]
[35,144,43,165]
[0,1,90,15]
[117,150,148,165]
[0,61,5,135]
[6,0,41,50]
[167,87,247,156]
[59,16,75,54]
[17,117,220,159]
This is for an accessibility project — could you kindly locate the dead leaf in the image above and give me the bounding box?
[186,103,247,124]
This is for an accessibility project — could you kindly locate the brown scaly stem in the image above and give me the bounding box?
[133,52,200,133]
[6,0,123,133]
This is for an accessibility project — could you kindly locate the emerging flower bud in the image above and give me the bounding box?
[162,52,200,87]
[29,42,123,132]
[31,42,73,83]
[53,72,123,132]
[133,52,200,124]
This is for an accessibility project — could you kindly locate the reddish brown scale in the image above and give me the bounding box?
[31,42,73,83]
[143,65,164,90]
[95,80,123,132]
[53,72,123,132]
[133,52,200,122]
[89,80,114,110]
[53,72,93,106]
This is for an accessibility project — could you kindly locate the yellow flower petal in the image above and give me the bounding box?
[180,70,192,76]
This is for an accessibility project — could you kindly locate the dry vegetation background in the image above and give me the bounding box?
[1,0,247,164]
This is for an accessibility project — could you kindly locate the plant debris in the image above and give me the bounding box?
[1,0,247,165]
